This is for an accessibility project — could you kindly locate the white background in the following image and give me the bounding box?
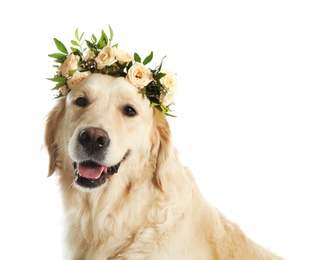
[0,1,310,259]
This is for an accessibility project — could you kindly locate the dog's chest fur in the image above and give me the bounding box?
[60,166,213,259]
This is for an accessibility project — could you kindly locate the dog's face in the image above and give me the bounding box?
[45,73,160,190]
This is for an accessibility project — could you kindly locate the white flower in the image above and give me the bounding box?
[159,69,177,107]
[58,53,80,78]
[126,62,153,88]
[67,71,91,88]
[95,46,117,69]
[115,48,133,64]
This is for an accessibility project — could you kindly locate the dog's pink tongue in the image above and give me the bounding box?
[78,164,106,179]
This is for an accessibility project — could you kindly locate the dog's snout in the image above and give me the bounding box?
[79,127,110,151]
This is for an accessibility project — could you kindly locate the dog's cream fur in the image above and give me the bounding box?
[45,74,282,259]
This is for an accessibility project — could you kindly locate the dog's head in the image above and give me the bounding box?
[45,73,172,191]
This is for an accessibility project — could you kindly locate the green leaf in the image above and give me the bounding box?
[98,30,108,49]
[165,112,176,117]
[138,86,146,95]
[70,47,77,53]
[143,51,153,65]
[71,40,79,47]
[75,28,79,41]
[150,102,158,108]
[134,53,141,63]
[70,47,82,57]
[86,40,96,51]
[91,34,97,43]
[108,25,114,43]
[154,72,166,81]
[157,55,166,72]
[47,76,67,82]
[48,76,67,90]
[79,32,84,41]
[52,80,67,90]
[126,61,133,71]
[82,47,87,53]
[69,69,77,76]
[48,53,67,60]
[53,38,68,54]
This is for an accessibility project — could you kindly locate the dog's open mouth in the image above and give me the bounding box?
[73,151,129,189]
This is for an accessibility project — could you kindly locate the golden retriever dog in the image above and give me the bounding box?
[45,73,283,259]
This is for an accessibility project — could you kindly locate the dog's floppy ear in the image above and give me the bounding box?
[44,99,65,176]
[151,109,179,191]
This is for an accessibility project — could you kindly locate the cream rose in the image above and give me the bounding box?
[84,50,95,61]
[159,69,177,107]
[59,85,70,96]
[95,46,117,69]
[67,71,91,88]
[58,53,80,78]
[115,48,133,64]
[126,62,153,88]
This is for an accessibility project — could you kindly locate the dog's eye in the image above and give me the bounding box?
[123,106,137,117]
[75,97,88,107]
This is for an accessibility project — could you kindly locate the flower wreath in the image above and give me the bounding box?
[48,26,176,116]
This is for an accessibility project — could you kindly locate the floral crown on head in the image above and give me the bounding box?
[48,26,176,116]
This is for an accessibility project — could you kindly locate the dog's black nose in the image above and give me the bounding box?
[78,127,110,152]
